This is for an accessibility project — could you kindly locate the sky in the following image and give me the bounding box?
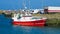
[0,0,60,10]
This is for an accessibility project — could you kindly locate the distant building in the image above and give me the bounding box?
[40,9,44,14]
[44,6,60,14]
[30,9,40,14]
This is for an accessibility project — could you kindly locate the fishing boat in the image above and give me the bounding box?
[12,0,47,26]
[12,10,47,26]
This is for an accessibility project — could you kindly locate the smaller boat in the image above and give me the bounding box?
[12,11,47,27]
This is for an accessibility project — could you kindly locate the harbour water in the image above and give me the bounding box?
[0,14,60,34]
[0,25,60,34]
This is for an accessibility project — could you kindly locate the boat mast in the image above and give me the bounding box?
[23,0,27,10]
[22,0,31,16]
[28,0,30,10]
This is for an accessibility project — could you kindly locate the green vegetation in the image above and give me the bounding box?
[32,13,60,26]
[46,18,60,26]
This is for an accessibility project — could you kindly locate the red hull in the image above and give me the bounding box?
[13,19,46,26]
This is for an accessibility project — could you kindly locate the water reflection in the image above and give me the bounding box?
[12,25,60,34]
[12,25,44,34]
[0,24,60,34]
